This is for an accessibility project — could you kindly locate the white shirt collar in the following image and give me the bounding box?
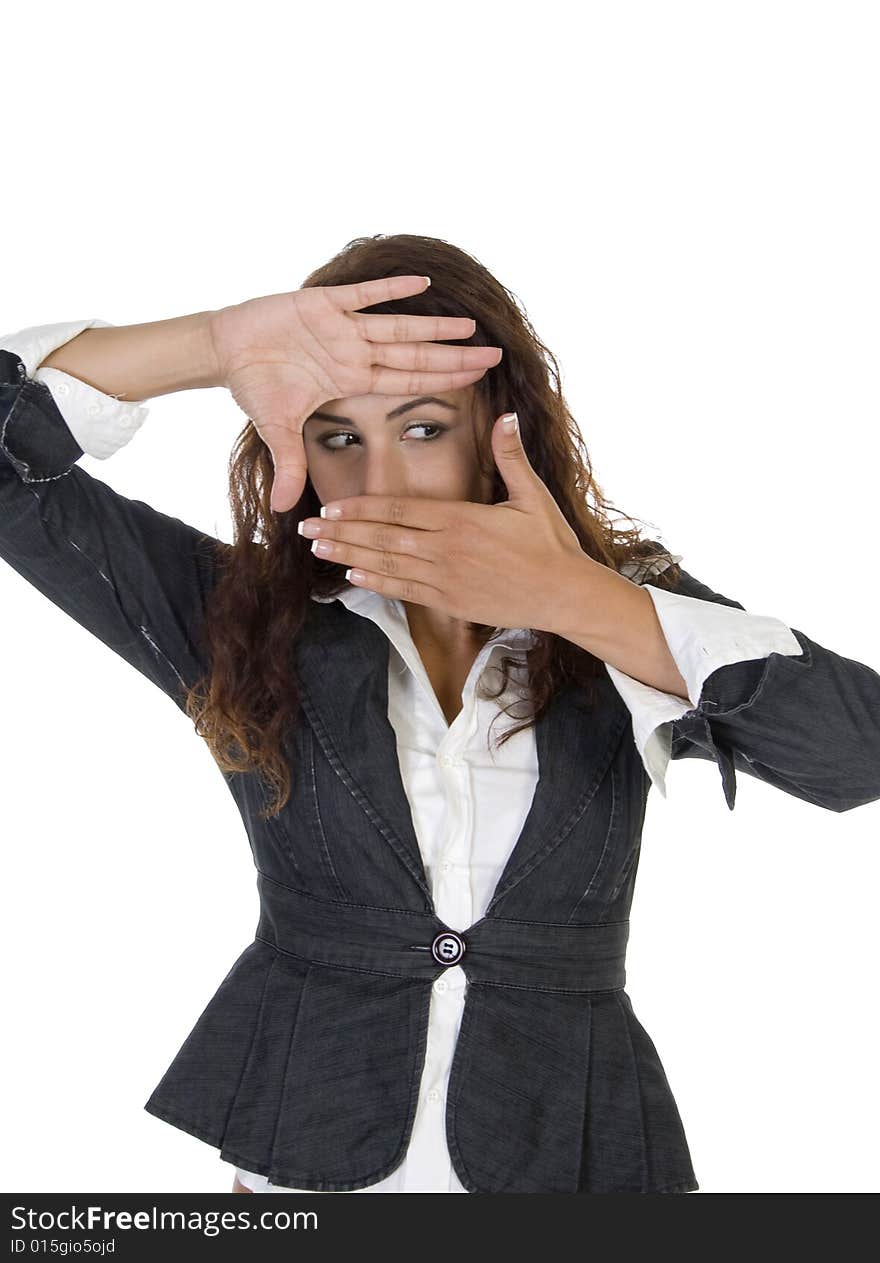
[310,585,537,656]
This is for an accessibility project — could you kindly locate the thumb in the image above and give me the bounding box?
[263,426,308,514]
[491,411,535,500]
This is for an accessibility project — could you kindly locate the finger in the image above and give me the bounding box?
[303,518,437,562]
[367,363,498,396]
[352,312,478,343]
[370,342,502,373]
[308,538,438,586]
[320,493,455,531]
[344,565,445,610]
[325,274,432,312]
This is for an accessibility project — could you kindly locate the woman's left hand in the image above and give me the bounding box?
[297,411,591,633]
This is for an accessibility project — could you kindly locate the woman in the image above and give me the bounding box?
[2,234,878,1194]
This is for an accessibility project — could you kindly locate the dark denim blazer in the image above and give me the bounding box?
[2,348,879,1194]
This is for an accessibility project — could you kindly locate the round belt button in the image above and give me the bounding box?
[431,930,465,966]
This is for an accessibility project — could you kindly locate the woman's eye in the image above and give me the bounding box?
[319,423,446,451]
[319,432,357,450]
[402,423,445,441]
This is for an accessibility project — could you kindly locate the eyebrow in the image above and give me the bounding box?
[306,396,460,425]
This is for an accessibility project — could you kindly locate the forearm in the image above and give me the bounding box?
[554,554,691,702]
[37,310,221,402]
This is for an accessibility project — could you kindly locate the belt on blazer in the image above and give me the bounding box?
[255,871,628,993]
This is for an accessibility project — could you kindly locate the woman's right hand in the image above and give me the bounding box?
[208,277,503,513]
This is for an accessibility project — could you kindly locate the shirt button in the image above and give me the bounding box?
[427,1088,441,1104]
[88,403,102,415]
[433,976,448,993]
[438,753,464,767]
[56,381,69,395]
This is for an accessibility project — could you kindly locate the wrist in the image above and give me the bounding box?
[555,553,690,699]
[551,552,609,646]
[188,309,224,390]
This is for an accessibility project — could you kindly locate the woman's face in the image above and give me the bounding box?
[302,386,495,510]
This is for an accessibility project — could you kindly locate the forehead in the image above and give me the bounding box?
[306,389,473,424]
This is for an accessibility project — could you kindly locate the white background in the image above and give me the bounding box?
[1,0,878,1195]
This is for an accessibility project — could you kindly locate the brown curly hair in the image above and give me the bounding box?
[185,233,682,819]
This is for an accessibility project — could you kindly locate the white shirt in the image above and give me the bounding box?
[0,319,804,1193]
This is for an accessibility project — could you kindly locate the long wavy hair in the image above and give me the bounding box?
[185,233,682,819]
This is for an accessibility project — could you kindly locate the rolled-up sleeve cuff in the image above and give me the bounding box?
[605,583,804,799]
[0,319,149,460]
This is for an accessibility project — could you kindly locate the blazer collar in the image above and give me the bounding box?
[297,587,630,917]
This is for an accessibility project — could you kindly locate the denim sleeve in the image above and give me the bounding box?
[604,582,803,802]
[661,561,880,814]
[0,319,149,458]
[0,348,224,713]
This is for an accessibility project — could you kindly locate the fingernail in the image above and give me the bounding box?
[502,411,518,433]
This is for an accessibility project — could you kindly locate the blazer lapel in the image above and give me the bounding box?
[295,597,432,902]
[483,672,631,914]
